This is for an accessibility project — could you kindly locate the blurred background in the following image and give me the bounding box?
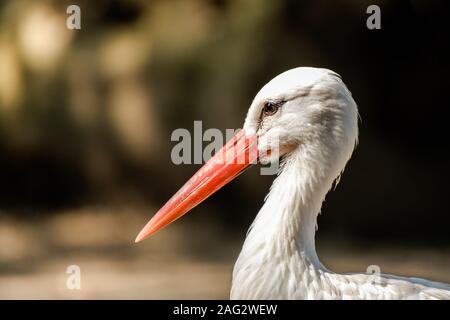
[0,0,449,299]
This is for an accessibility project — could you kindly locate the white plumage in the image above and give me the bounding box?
[136,67,450,300]
[230,67,450,300]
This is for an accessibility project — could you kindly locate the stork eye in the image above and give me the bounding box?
[262,101,282,117]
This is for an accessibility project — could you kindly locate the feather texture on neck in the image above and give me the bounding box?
[231,144,342,299]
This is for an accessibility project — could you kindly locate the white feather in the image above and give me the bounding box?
[231,67,450,300]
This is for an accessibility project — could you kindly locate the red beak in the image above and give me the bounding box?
[135,130,258,242]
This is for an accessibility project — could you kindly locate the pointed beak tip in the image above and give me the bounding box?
[133,130,257,245]
[134,234,143,243]
[135,233,150,243]
[134,227,152,243]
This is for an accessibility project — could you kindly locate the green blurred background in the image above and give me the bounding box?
[0,0,449,298]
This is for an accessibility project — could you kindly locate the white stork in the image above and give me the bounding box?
[135,67,450,299]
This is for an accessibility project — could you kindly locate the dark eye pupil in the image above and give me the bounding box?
[264,102,278,115]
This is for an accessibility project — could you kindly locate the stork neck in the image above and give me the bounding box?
[231,147,339,298]
[247,147,335,268]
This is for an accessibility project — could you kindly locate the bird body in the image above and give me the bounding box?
[231,144,450,299]
[136,67,450,300]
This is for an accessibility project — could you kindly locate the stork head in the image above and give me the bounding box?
[243,67,358,168]
[135,67,358,242]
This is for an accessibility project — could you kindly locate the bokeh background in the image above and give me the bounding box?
[0,0,449,299]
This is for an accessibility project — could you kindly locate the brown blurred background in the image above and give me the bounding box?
[0,0,449,299]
